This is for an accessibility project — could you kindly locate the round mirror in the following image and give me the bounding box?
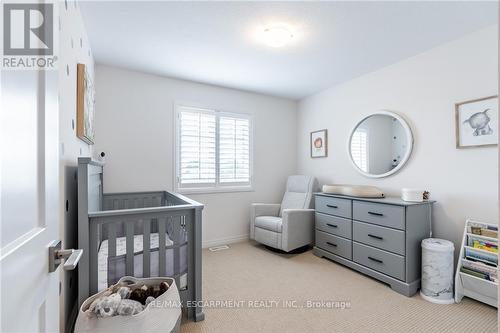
[348,111,413,178]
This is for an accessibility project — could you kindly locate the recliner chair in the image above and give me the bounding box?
[250,175,317,252]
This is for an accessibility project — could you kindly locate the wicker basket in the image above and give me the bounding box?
[75,276,181,333]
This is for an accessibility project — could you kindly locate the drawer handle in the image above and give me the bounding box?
[368,256,383,264]
[326,204,338,209]
[368,234,383,240]
[326,242,337,247]
[326,223,338,228]
[368,211,384,217]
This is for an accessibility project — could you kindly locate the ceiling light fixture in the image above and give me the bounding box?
[262,26,294,48]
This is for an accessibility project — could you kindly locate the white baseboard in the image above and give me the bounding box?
[202,234,249,249]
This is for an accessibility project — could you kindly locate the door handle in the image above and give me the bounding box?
[48,240,83,272]
[326,223,338,228]
[326,242,337,247]
[326,204,338,209]
[59,249,83,270]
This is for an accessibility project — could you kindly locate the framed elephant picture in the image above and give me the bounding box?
[455,95,498,148]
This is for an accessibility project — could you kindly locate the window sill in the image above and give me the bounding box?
[176,186,254,195]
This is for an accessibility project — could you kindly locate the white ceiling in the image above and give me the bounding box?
[80,1,497,100]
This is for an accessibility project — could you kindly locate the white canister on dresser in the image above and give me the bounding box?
[401,188,425,202]
[420,238,455,304]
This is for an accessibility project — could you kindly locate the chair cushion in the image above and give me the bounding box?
[280,192,307,216]
[279,175,315,216]
[254,216,283,233]
[286,175,312,193]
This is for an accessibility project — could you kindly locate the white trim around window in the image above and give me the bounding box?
[174,102,254,194]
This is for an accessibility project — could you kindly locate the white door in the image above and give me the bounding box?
[1,68,60,332]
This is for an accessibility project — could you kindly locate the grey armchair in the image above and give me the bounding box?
[250,175,317,252]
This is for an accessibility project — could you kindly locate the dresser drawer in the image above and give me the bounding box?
[353,221,405,255]
[353,201,405,230]
[353,242,405,281]
[315,196,352,219]
[316,213,352,239]
[316,230,352,260]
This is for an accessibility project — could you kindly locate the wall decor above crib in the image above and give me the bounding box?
[455,95,498,148]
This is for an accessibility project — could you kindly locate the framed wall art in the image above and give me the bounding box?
[455,95,498,149]
[77,63,95,144]
[310,129,328,158]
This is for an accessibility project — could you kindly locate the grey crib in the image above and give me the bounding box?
[77,157,204,321]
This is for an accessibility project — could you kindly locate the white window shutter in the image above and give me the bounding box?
[179,108,216,185]
[177,106,252,190]
[219,116,250,184]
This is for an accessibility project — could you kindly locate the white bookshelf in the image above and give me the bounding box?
[455,219,498,307]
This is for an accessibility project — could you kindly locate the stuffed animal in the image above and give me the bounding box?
[94,294,122,318]
[159,281,170,295]
[130,282,170,304]
[129,285,149,304]
[145,296,156,306]
[116,299,144,316]
[87,290,112,314]
[116,286,131,300]
[88,281,171,317]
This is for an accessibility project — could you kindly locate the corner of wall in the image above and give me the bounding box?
[58,1,95,332]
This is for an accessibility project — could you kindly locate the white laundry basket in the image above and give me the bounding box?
[420,238,455,304]
[75,276,181,333]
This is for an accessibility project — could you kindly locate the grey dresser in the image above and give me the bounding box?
[313,193,434,296]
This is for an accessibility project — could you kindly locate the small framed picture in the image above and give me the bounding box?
[310,129,328,158]
[455,95,498,148]
[76,63,95,144]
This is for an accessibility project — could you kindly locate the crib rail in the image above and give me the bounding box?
[100,191,201,212]
[103,191,167,210]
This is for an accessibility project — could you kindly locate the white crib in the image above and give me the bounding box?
[77,157,204,321]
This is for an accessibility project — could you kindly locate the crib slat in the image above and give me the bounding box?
[173,216,181,288]
[89,221,99,295]
[126,222,134,276]
[108,223,116,259]
[159,217,166,276]
[143,219,151,278]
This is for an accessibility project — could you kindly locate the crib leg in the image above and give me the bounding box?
[188,208,205,322]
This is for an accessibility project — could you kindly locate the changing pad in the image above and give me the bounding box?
[322,184,385,198]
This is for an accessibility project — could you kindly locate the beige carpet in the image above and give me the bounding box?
[182,241,497,333]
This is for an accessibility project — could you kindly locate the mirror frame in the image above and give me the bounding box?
[348,110,414,178]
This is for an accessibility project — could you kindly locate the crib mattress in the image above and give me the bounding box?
[98,233,187,291]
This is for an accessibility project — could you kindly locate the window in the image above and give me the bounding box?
[175,105,252,193]
[351,129,368,172]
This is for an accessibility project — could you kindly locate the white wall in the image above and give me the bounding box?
[58,1,94,330]
[93,66,297,247]
[297,25,498,253]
